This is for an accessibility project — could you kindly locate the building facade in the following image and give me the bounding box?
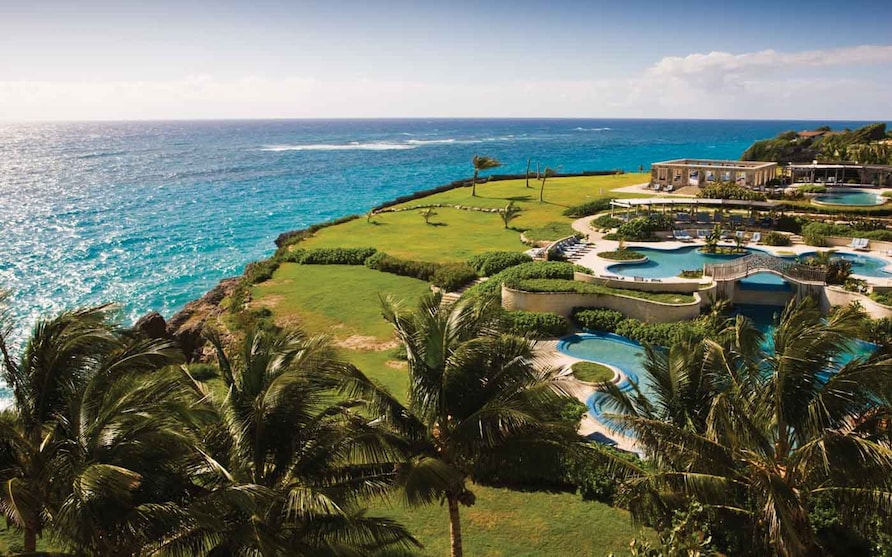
[650,159,778,189]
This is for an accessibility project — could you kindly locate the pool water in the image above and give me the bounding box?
[606,245,750,278]
[799,251,892,277]
[738,272,791,290]
[814,190,884,206]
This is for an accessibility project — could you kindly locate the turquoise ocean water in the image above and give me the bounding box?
[0,118,880,354]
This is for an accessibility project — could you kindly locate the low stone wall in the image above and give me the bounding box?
[732,286,795,307]
[502,284,703,322]
[821,286,892,319]
[574,272,705,293]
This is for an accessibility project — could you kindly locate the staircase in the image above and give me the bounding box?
[439,277,488,307]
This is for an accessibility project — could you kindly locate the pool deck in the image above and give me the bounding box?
[534,340,639,454]
[571,213,892,284]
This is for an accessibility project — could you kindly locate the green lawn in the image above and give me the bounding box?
[513,279,696,304]
[345,349,409,403]
[251,264,432,341]
[572,361,615,383]
[370,483,649,556]
[298,174,648,261]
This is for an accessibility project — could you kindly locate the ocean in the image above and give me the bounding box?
[0,118,878,353]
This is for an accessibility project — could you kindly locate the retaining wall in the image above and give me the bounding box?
[574,272,705,293]
[502,284,703,322]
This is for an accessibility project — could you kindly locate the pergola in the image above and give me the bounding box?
[609,197,780,220]
[651,159,778,189]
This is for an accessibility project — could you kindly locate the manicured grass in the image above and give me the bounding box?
[512,279,695,304]
[523,221,578,243]
[572,361,615,383]
[344,349,409,404]
[597,249,646,261]
[370,483,649,556]
[297,174,648,261]
[251,264,432,341]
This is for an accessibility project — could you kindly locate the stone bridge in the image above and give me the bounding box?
[704,253,826,284]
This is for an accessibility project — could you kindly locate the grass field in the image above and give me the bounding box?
[297,174,648,261]
[370,483,648,556]
[572,361,615,383]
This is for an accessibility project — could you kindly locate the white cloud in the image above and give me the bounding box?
[0,45,890,121]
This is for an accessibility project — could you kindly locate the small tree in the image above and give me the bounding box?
[420,207,437,225]
[704,224,722,254]
[471,155,501,197]
[499,201,522,229]
[367,209,376,223]
[525,158,532,188]
[539,166,558,202]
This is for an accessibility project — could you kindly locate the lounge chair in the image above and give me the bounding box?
[676,213,690,223]
[736,230,746,243]
[634,276,645,282]
[848,237,867,250]
[856,238,870,251]
[665,185,675,192]
[650,278,663,283]
[697,229,709,240]
[673,229,693,242]
[751,232,761,244]
[696,212,710,223]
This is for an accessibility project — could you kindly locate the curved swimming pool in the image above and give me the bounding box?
[814,189,884,206]
[798,251,892,277]
[606,245,750,279]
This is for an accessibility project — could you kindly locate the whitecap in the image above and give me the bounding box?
[260,143,416,152]
[573,127,611,131]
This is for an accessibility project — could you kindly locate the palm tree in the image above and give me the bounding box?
[538,167,557,202]
[499,201,522,229]
[380,293,580,557]
[525,158,532,188]
[0,298,186,553]
[420,207,437,225]
[603,299,892,556]
[471,155,501,197]
[175,327,419,556]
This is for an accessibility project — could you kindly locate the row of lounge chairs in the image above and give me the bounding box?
[848,238,871,251]
[674,213,774,228]
[674,229,762,244]
[553,237,595,261]
[598,274,663,283]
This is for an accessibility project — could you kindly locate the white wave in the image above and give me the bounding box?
[573,127,611,131]
[405,138,458,145]
[260,142,416,152]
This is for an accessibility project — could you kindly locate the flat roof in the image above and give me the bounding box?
[652,159,776,170]
[787,162,892,171]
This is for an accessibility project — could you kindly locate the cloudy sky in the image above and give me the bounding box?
[1,0,891,121]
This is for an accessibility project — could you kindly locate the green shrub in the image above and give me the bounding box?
[365,252,438,282]
[467,251,532,276]
[775,215,804,233]
[562,198,612,218]
[501,310,570,338]
[825,260,852,285]
[185,363,219,381]
[571,308,625,331]
[761,231,791,246]
[462,261,581,301]
[803,233,829,247]
[431,263,478,291]
[870,291,892,307]
[697,182,767,201]
[883,191,892,198]
[596,250,645,261]
[799,184,828,193]
[243,259,279,285]
[509,279,694,303]
[289,247,377,265]
[612,214,671,241]
[571,361,614,383]
[865,317,892,345]
[590,214,623,229]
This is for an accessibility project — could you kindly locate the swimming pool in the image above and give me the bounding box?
[606,245,750,278]
[798,251,892,277]
[814,189,884,206]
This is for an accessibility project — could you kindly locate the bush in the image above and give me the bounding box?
[761,231,791,246]
[803,232,829,247]
[697,182,767,201]
[825,260,852,285]
[799,184,828,193]
[467,251,532,276]
[870,291,892,307]
[462,261,581,301]
[865,317,892,345]
[590,214,623,230]
[597,249,645,261]
[775,215,804,233]
[562,198,612,218]
[612,214,671,241]
[365,252,439,282]
[431,263,478,291]
[243,259,279,285]
[571,308,625,331]
[284,247,377,265]
[501,310,571,339]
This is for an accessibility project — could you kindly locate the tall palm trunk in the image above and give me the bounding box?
[525,158,531,187]
[24,527,36,553]
[472,170,479,197]
[447,495,463,557]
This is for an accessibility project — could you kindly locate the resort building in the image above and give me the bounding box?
[650,159,778,190]
[786,161,892,187]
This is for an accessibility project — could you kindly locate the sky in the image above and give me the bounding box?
[1,0,891,121]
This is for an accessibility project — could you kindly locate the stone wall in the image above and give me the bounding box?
[502,284,703,322]
[821,286,892,319]
[574,272,705,293]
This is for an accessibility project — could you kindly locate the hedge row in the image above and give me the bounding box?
[500,310,571,339]
[462,261,584,301]
[562,198,613,218]
[467,251,532,276]
[365,252,477,291]
[283,247,378,265]
[571,307,716,347]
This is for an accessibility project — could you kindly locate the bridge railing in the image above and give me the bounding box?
[704,253,826,283]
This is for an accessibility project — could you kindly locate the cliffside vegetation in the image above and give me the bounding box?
[742,122,892,164]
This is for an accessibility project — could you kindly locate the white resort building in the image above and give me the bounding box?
[650,159,778,190]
